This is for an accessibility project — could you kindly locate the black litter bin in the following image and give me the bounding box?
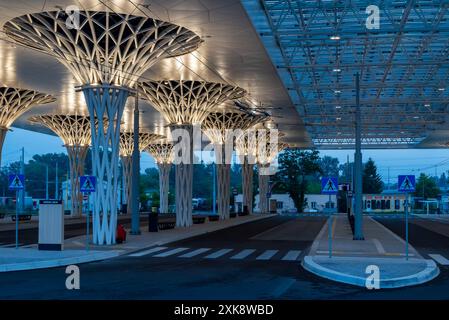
[148,212,158,232]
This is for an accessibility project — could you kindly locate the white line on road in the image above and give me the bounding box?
[256,250,279,260]
[153,247,189,257]
[372,238,386,254]
[281,250,301,261]
[0,243,22,248]
[429,254,449,265]
[230,249,256,260]
[129,247,168,257]
[204,249,233,259]
[179,248,211,258]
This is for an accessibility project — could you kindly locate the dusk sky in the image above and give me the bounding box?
[4,128,449,182]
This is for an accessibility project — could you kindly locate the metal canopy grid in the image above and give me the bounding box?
[245,0,449,149]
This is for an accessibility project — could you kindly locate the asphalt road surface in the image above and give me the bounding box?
[0,215,448,299]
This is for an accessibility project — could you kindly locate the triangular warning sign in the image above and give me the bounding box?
[9,175,23,189]
[400,176,413,191]
[81,177,94,191]
[323,178,337,192]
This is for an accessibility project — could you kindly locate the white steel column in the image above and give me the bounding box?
[216,144,231,220]
[83,85,129,245]
[158,163,171,214]
[171,124,193,227]
[67,145,89,217]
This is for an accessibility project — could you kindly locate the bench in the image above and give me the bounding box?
[208,215,219,222]
[192,215,206,224]
[11,214,32,222]
[158,215,176,230]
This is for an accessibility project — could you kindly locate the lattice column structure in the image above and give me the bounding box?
[236,130,259,215]
[203,112,266,219]
[120,132,163,214]
[5,10,202,244]
[29,115,94,217]
[147,142,174,214]
[139,81,246,226]
[0,87,55,165]
[257,139,289,214]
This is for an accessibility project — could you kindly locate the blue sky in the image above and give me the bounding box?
[3,128,449,182]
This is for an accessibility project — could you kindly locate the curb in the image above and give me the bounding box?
[301,256,440,289]
[0,251,122,273]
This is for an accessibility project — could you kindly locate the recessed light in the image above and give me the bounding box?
[424,104,431,107]
[438,88,445,91]
[336,117,341,121]
[333,68,341,72]
[334,90,341,94]
[335,105,342,109]
[330,35,341,40]
[413,116,420,119]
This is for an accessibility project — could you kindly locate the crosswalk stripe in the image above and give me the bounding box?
[129,247,168,257]
[282,250,301,261]
[153,247,189,257]
[204,249,233,259]
[429,254,449,265]
[256,250,279,260]
[230,249,256,260]
[179,248,211,258]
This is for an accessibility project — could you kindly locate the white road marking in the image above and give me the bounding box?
[281,250,301,261]
[179,248,211,258]
[372,238,386,254]
[230,249,256,260]
[129,246,168,257]
[0,243,22,248]
[429,254,449,265]
[153,247,189,257]
[256,250,279,260]
[204,249,233,259]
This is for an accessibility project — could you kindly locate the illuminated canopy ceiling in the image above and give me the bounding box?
[1,0,449,149]
[241,0,449,148]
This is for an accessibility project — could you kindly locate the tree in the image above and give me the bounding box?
[414,173,440,199]
[274,149,322,212]
[362,158,383,194]
[319,156,339,177]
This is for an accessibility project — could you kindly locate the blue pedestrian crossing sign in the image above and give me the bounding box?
[321,177,338,195]
[8,174,24,190]
[80,176,96,193]
[398,175,415,192]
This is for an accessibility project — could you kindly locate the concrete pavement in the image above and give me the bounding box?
[0,214,275,272]
[302,214,439,288]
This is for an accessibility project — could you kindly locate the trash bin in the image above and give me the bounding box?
[148,212,158,232]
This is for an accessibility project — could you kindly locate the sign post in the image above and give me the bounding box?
[321,177,338,258]
[398,175,415,260]
[8,174,25,249]
[80,176,96,251]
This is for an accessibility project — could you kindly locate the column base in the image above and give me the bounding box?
[130,230,141,235]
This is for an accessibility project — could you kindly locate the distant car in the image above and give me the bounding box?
[303,208,318,213]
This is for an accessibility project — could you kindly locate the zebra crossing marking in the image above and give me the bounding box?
[179,248,211,258]
[429,254,449,266]
[153,247,189,257]
[129,246,168,257]
[256,250,279,260]
[204,249,233,259]
[281,250,302,261]
[230,249,256,260]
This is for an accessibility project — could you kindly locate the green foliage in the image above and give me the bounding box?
[274,149,322,212]
[414,173,440,199]
[362,158,383,194]
[319,156,339,177]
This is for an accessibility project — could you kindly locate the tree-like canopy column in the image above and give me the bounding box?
[5,10,202,244]
[203,112,265,219]
[0,87,55,165]
[120,132,163,214]
[139,81,245,226]
[29,115,94,217]
[147,142,174,214]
